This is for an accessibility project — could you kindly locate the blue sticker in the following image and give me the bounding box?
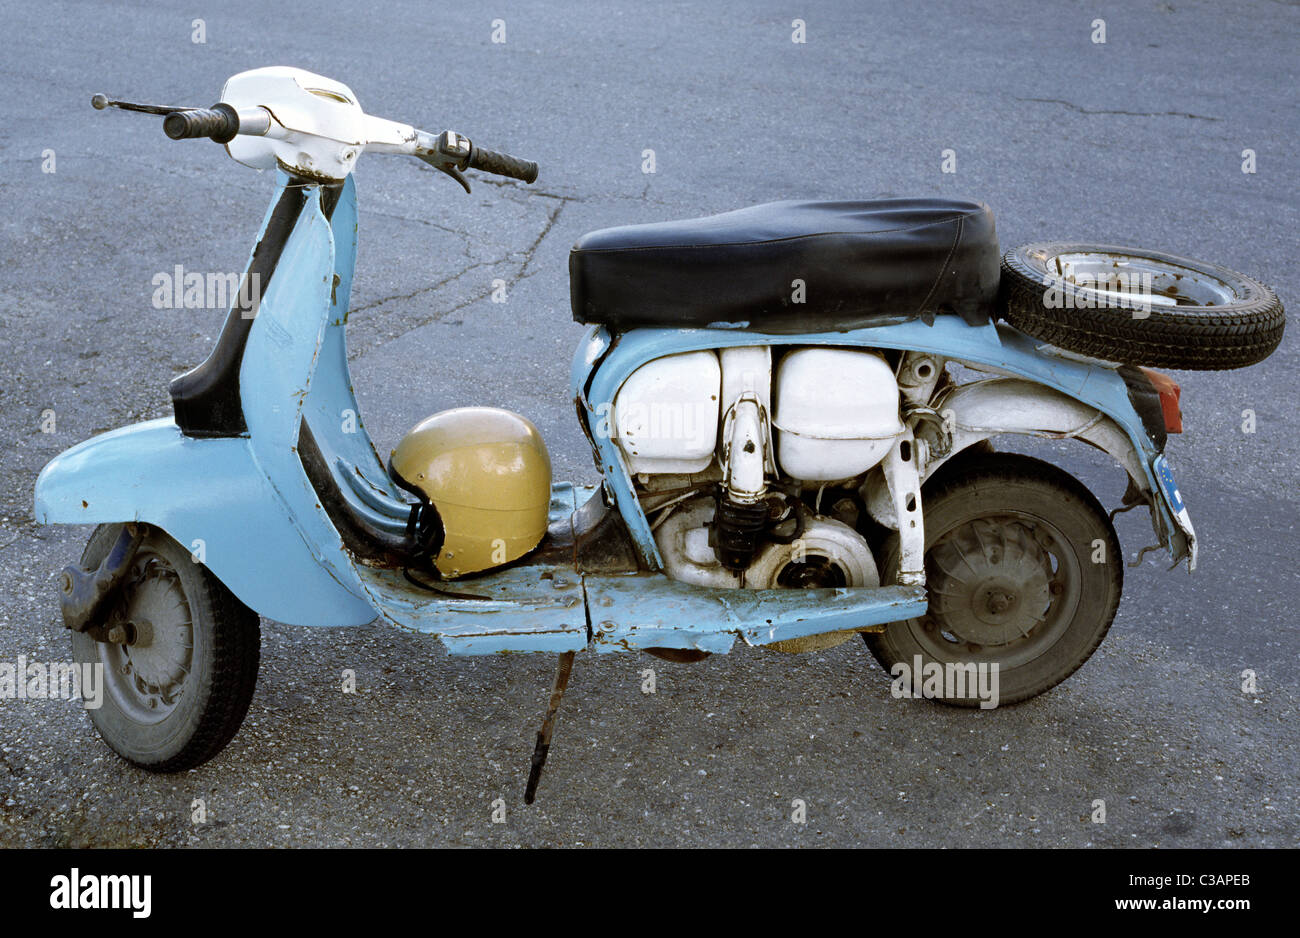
[1153,455,1185,514]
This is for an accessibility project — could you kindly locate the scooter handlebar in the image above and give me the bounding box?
[163,104,241,143]
[94,91,537,183]
[468,143,539,184]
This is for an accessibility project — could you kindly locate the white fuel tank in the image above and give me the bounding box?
[773,349,903,482]
[613,350,720,475]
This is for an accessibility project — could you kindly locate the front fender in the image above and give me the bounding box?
[34,418,377,626]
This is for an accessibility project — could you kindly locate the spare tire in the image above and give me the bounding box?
[998,242,1284,370]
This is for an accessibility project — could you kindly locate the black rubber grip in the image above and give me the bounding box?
[468,144,538,183]
[163,103,240,143]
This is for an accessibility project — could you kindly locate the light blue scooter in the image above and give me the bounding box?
[35,69,1281,801]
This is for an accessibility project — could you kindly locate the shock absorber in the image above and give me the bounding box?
[712,394,770,571]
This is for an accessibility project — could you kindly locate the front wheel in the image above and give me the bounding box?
[70,524,261,771]
[865,452,1123,707]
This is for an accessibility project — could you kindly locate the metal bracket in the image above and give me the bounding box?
[882,429,925,586]
[58,523,144,633]
[905,404,951,459]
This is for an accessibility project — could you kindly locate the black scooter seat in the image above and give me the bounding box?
[569,198,999,333]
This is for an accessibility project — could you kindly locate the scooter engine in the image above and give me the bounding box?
[617,344,902,590]
[653,494,879,592]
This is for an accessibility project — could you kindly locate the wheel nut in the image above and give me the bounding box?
[985,589,1014,614]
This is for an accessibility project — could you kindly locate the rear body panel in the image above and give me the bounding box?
[572,317,1194,571]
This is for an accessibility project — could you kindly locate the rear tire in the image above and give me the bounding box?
[70,524,260,771]
[865,452,1122,707]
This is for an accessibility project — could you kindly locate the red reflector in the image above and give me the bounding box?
[1139,367,1182,434]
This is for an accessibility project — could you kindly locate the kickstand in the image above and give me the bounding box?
[524,650,576,805]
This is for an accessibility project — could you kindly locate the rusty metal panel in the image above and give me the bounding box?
[584,574,927,654]
[350,484,589,654]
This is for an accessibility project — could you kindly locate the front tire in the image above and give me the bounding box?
[865,452,1122,707]
[70,524,260,771]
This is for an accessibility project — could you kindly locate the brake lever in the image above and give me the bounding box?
[414,130,474,194]
[424,159,471,194]
[90,94,198,116]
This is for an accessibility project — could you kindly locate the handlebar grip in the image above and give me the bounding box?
[467,144,539,184]
[163,104,240,143]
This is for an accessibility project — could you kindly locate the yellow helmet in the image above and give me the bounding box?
[388,407,552,578]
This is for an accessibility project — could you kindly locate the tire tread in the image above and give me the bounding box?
[998,242,1285,370]
[865,452,1122,707]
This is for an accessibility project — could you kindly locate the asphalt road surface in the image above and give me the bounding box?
[1,0,1296,847]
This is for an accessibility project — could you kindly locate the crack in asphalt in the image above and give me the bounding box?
[344,198,568,357]
[465,168,673,208]
[469,174,587,203]
[361,206,474,240]
[348,260,494,316]
[518,200,565,277]
[1014,97,1222,122]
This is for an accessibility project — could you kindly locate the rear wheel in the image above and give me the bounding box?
[70,524,260,771]
[865,452,1122,706]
